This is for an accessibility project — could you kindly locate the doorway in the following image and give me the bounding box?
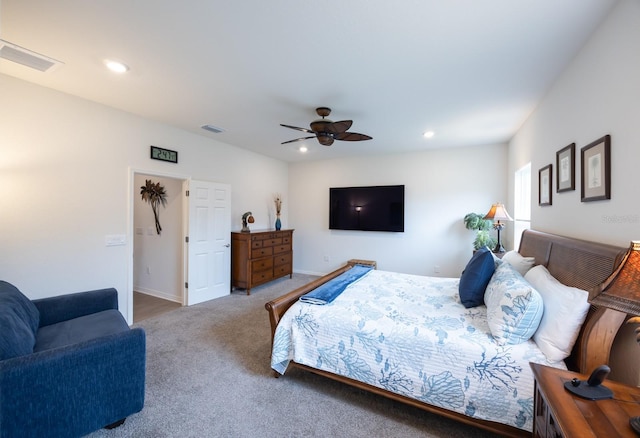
[128,169,232,324]
[132,173,185,322]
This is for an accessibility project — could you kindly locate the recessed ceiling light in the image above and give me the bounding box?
[299,146,308,153]
[423,131,435,139]
[104,59,129,73]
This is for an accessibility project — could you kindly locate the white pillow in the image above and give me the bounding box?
[484,262,544,345]
[524,265,591,362]
[501,250,536,276]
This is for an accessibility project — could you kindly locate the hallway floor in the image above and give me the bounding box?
[133,291,181,323]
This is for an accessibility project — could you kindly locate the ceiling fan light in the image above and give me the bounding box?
[317,134,334,146]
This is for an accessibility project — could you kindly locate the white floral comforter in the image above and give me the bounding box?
[271,269,565,432]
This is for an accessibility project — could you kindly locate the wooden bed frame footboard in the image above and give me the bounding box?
[264,230,627,437]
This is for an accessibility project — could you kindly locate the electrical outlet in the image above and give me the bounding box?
[433,265,440,274]
[146,266,151,274]
[323,255,330,262]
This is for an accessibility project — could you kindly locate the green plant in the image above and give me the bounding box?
[463,212,497,250]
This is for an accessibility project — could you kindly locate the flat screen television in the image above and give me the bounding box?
[329,185,404,232]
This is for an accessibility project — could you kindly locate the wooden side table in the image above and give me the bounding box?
[530,362,640,437]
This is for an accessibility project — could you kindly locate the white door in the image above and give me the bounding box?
[185,180,231,305]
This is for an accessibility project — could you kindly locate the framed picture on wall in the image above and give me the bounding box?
[556,143,575,192]
[539,164,552,206]
[581,135,611,202]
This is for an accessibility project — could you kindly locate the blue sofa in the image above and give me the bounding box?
[0,280,146,438]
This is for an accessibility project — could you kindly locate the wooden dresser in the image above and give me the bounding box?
[231,229,294,295]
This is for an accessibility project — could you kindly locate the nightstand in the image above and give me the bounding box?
[530,362,640,437]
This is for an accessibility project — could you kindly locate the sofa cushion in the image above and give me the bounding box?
[458,247,495,308]
[34,309,129,352]
[0,281,40,360]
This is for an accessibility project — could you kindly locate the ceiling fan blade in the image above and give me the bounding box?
[280,123,314,134]
[281,136,316,145]
[334,132,373,141]
[326,120,352,134]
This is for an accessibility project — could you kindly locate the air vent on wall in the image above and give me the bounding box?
[201,124,225,134]
[0,39,63,72]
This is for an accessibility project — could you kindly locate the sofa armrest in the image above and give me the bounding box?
[32,288,119,327]
[0,328,145,437]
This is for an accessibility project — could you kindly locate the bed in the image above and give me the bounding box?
[265,230,627,437]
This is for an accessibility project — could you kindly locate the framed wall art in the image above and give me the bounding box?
[581,135,611,202]
[556,143,575,193]
[539,164,552,206]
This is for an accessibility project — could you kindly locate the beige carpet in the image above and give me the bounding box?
[87,274,500,438]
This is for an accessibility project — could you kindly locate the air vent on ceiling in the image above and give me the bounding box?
[0,39,63,72]
[201,124,225,134]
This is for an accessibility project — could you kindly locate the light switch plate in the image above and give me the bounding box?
[105,234,126,246]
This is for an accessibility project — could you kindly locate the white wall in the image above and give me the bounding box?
[0,73,288,322]
[508,0,640,385]
[288,144,508,277]
[509,0,640,248]
[133,174,183,302]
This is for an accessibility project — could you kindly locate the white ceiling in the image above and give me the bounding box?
[0,0,618,162]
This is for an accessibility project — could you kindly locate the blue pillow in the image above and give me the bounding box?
[0,281,40,360]
[459,247,495,308]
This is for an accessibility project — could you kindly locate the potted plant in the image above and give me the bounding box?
[463,212,497,251]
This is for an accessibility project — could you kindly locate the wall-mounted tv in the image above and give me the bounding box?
[329,185,404,232]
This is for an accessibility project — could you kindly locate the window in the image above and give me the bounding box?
[513,163,531,250]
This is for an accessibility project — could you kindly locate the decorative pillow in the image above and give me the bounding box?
[0,281,40,360]
[458,247,495,308]
[501,250,536,276]
[525,265,591,362]
[484,262,543,345]
[491,251,504,267]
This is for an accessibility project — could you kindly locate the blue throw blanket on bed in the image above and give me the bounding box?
[299,264,373,305]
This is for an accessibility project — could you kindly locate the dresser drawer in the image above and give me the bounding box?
[251,246,273,258]
[263,238,282,247]
[252,268,273,284]
[251,240,263,249]
[252,233,281,241]
[273,243,291,254]
[251,257,273,272]
[273,252,292,266]
[274,263,292,277]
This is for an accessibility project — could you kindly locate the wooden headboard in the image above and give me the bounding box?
[518,229,627,373]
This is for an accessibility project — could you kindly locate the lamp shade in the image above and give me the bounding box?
[483,203,513,222]
[589,241,640,315]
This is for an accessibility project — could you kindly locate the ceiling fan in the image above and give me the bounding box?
[280,107,372,146]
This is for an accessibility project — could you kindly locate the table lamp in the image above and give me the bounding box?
[483,203,513,253]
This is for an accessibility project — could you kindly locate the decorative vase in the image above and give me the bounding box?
[275,215,281,230]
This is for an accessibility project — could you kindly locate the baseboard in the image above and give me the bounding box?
[133,287,182,303]
[293,269,326,277]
